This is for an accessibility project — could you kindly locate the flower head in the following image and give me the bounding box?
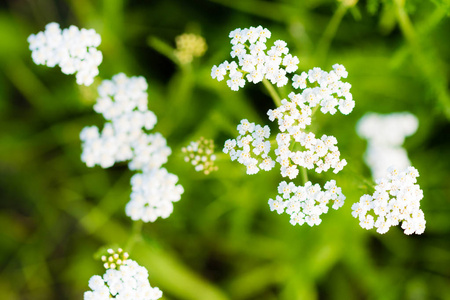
[28,22,102,86]
[126,168,184,223]
[84,259,162,300]
[269,180,346,226]
[174,33,207,64]
[352,166,425,235]
[211,26,299,90]
[81,74,183,222]
[182,137,218,174]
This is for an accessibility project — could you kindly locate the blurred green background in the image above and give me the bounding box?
[1,0,450,299]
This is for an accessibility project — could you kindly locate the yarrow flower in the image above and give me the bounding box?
[211,26,300,90]
[269,180,346,226]
[126,168,184,222]
[80,73,169,171]
[290,64,354,115]
[27,22,102,86]
[182,137,218,174]
[351,166,425,235]
[223,119,274,175]
[80,73,183,222]
[174,33,207,64]
[84,258,162,300]
[213,27,356,226]
[357,112,418,179]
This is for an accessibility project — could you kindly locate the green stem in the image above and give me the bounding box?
[393,0,450,118]
[124,220,143,254]
[316,2,349,63]
[262,78,282,107]
[393,0,419,48]
[300,167,308,185]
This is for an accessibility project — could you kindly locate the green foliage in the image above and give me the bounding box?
[1,0,450,299]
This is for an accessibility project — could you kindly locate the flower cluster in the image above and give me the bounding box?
[213,26,356,226]
[126,168,184,222]
[84,259,162,300]
[182,137,218,174]
[101,248,129,270]
[211,26,299,90]
[289,64,354,115]
[27,22,102,86]
[223,119,275,175]
[269,180,346,226]
[351,166,425,235]
[222,65,351,180]
[80,73,183,222]
[174,33,207,64]
[357,112,418,179]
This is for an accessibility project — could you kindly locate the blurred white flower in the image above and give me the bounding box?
[28,22,102,86]
[84,259,162,300]
[182,137,218,175]
[80,74,183,222]
[357,112,418,179]
[126,168,184,222]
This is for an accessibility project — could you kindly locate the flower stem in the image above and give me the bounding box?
[393,0,450,118]
[262,78,282,107]
[125,220,143,254]
[316,2,349,63]
[300,167,308,185]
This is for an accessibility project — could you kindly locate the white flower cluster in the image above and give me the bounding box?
[215,27,355,226]
[80,74,168,170]
[269,180,346,226]
[351,166,425,235]
[126,168,184,222]
[80,73,183,222]
[27,22,102,86]
[357,112,418,179]
[223,119,275,175]
[211,26,299,90]
[290,65,354,115]
[84,259,162,300]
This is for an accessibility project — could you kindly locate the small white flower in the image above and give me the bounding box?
[352,166,425,235]
[269,180,345,226]
[212,26,299,90]
[84,259,162,300]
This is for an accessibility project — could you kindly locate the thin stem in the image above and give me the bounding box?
[262,78,282,107]
[316,2,349,63]
[300,167,308,185]
[393,0,417,47]
[124,220,143,254]
[393,0,450,118]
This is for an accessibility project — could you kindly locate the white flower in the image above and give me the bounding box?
[352,166,425,235]
[28,22,102,86]
[84,259,162,300]
[292,72,308,89]
[81,74,183,222]
[269,180,345,226]
[357,112,418,179]
[81,75,168,172]
[211,65,226,81]
[212,26,299,90]
[223,120,273,175]
[126,168,184,223]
